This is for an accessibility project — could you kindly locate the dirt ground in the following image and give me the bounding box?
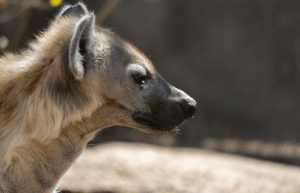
[59,142,300,193]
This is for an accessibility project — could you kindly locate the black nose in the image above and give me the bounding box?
[180,98,197,119]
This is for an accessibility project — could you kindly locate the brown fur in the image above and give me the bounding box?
[0,3,196,193]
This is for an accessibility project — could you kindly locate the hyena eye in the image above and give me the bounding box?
[132,74,149,85]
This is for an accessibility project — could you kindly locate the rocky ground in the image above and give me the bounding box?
[59,142,300,193]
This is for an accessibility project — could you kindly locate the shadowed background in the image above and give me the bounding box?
[1,0,300,166]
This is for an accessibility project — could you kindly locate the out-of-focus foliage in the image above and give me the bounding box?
[49,0,63,7]
[0,0,51,23]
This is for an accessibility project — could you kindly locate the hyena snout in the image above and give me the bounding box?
[152,88,197,127]
[179,98,197,119]
[133,85,197,132]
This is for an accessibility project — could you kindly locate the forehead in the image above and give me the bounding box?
[98,28,157,73]
[125,43,156,72]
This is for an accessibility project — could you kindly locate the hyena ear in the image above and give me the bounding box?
[55,3,89,21]
[64,14,95,79]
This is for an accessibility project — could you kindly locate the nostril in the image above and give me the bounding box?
[180,99,197,119]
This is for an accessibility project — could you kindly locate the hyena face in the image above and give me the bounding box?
[101,41,197,132]
[60,3,196,133]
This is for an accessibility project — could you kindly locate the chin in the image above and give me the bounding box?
[132,113,181,133]
[133,122,180,133]
[149,125,178,132]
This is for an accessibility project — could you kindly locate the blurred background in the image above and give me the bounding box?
[1,0,300,166]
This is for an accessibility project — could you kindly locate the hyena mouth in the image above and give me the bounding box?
[132,112,177,131]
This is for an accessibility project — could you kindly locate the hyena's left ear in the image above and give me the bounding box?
[65,14,95,79]
[55,3,89,21]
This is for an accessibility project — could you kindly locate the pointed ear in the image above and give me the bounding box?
[55,2,89,21]
[64,14,95,80]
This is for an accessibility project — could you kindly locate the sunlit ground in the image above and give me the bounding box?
[60,142,300,193]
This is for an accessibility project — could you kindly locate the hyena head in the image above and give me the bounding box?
[56,3,196,133]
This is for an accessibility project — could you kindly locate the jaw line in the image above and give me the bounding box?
[132,112,178,132]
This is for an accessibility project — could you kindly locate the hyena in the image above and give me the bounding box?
[0,3,196,193]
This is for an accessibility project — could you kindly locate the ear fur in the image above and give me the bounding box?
[65,14,95,80]
[55,2,89,21]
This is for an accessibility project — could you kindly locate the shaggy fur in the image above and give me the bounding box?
[0,3,196,192]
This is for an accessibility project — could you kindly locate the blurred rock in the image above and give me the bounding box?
[60,142,300,193]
